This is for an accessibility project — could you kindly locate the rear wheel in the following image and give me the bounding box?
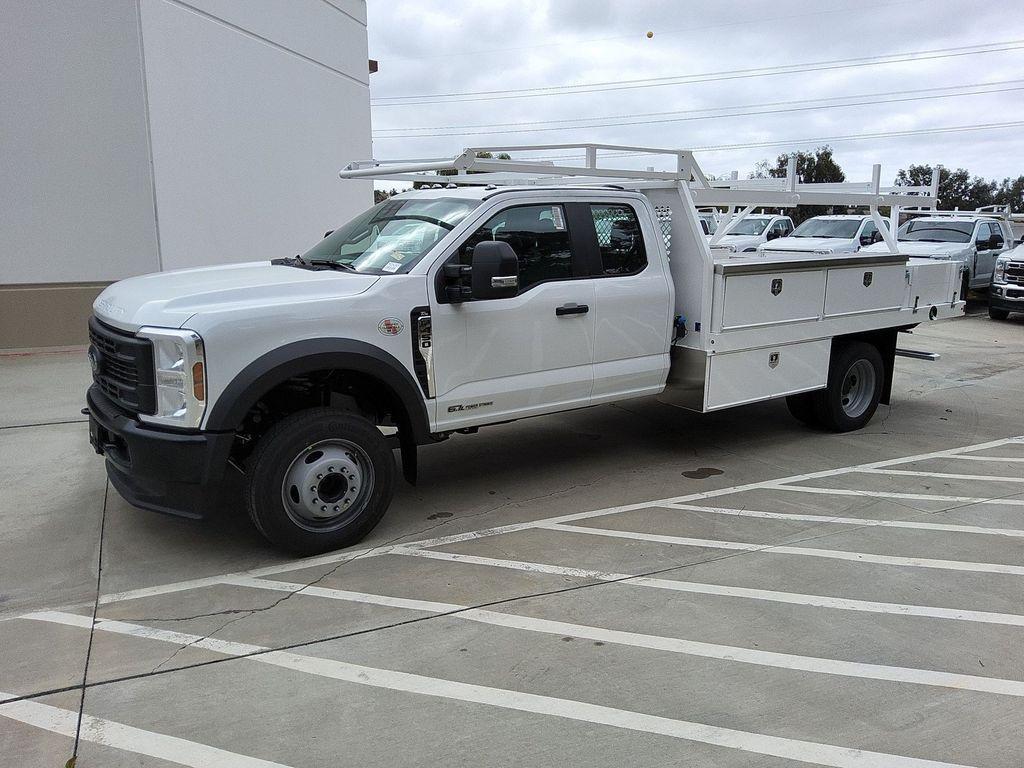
[989,306,1010,321]
[811,342,884,432]
[246,408,395,555]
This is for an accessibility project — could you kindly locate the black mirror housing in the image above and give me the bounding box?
[471,241,519,299]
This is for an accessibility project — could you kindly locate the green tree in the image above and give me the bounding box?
[752,146,846,223]
[894,165,997,211]
[993,175,1024,213]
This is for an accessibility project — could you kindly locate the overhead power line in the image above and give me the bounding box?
[370,40,1024,106]
[373,80,1024,139]
[510,121,1024,163]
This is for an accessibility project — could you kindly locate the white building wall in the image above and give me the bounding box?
[0,1,161,284]
[0,0,372,346]
[139,0,372,271]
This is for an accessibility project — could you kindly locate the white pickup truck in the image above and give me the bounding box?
[85,144,960,554]
[862,208,1014,298]
[706,213,793,253]
[758,214,888,256]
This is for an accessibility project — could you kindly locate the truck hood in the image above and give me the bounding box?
[861,241,969,257]
[93,261,380,331]
[761,236,850,253]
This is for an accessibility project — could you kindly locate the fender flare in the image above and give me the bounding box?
[205,338,431,443]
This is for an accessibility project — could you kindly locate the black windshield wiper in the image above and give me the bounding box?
[306,259,359,272]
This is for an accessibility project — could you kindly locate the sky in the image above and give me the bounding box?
[365,0,1024,186]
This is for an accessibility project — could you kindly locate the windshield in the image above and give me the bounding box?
[791,219,861,239]
[725,218,772,236]
[897,219,974,243]
[302,197,479,273]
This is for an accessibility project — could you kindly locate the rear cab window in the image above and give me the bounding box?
[590,203,647,275]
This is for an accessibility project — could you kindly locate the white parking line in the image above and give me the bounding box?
[19,613,981,768]
[395,548,1024,627]
[217,576,1024,697]
[43,435,1020,612]
[857,468,1024,482]
[768,485,1024,506]
[0,691,293,768]
[543,522,1024,576]
[664,503,1024,538]
[944,455,1024,463]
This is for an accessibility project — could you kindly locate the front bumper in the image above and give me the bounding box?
[87,385,235,519]
[989,284,1024,314]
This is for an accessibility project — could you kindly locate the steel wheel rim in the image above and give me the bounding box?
[840,359,876,418]
[281,439,374,532]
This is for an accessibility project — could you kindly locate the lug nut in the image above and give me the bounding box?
[333,506,339,512]
[317,474,323,480]
[321,505,327,512]
[328,466,335,472]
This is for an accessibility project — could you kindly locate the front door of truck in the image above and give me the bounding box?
[974,222,1001,286]
[428,202,597,431]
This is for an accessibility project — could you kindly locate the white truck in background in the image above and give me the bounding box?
[862,207,1015,298]
[85,144,959,555]
[758,214,888,256]
[705,212,794,253]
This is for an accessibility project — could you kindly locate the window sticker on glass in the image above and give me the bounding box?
[382,261,402,273]
[551,206,566,231]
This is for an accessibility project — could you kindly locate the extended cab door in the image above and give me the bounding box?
[428,201,597,430]
[585,202,673,401]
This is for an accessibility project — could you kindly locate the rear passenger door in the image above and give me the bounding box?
[586,202,673,401]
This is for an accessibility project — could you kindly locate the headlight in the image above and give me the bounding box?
[994,259,1008,283]
[137,327,206,428]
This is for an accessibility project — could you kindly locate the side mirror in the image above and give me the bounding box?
[976,236,992,250]
[859,234,873,246]
[991,234,1005,249]
[766,230,781,241]
[471,241,519,299]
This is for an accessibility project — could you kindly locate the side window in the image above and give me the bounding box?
[458,204,573,293]
[861,220,878,240]
[591,204,646,275]
[976,222,993,246]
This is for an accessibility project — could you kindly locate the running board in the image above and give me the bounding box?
[895,348,940,361]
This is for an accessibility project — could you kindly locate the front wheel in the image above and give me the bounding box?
[811,342,884,432]
[246,408,395,555]
[989,306,1010,321]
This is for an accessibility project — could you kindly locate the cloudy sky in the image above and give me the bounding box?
[366,0,1024,185]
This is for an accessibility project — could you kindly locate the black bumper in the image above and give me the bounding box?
[988,285,1024,314]
[87,385,235,519]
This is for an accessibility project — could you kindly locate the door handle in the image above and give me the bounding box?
[555,303,589,316]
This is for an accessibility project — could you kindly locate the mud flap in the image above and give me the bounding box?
[399,427,417,485]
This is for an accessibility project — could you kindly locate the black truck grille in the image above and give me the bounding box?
[1005,261,1024,285]
[88,316,156,415]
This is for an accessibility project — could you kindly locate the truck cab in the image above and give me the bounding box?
[758,215,887,256]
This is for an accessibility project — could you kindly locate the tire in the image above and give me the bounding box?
[246,408,395,555]
[989,306,1010,321]
[959,271,971,304]
[785,392,819,427]
[811,342,884,432]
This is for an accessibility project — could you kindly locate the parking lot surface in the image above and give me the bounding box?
[2,309,1023,767]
